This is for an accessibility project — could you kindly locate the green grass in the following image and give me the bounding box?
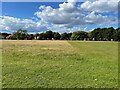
[2,40,118,88]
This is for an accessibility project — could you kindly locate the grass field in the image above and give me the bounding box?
[2,40,118,88]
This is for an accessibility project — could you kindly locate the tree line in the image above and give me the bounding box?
[1,27,120,41]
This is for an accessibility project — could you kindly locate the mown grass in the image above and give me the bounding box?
[2,40,118,88]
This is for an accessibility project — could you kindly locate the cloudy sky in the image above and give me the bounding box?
[0,0,119,33]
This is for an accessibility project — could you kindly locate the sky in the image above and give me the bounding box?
[0,0,119,33]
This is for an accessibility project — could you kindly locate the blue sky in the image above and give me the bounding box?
[2,2,63,19]
[0,0,118,33]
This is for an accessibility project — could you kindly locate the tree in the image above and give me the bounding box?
[27,34,34,40]
[61,33,72,40]
[61,33,67,40]
[67,33,72,40]
[90,28,103,41]
[45,31,54,40]
[113,28,120,41]
[71,31,88,40]
[90,27,116,41]
[8,27,120,41]
[53,32,61,40]
[12,29,28,40]
[39,33,46,40]
[104,27,115,41]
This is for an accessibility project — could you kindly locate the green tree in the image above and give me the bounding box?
[90,27,116,41]
[45,31,54,40]
[27,34,34,40]
[53,32,61,40]
[113,28,120,41]
[61,33,68,40]
[104,27,115,41]
[39,33,47,40]
[90,28,102,41]
[12,29,28,40]
[61,33,72,40]
[71,31,88,40]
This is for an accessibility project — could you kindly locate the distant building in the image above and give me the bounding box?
[52,38,54,40]
[6,35,13,40]
[1,33,11,39]
[34,36,39,40]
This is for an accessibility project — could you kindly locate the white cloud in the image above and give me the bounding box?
[81,0,119,13]
[59,0,76,13]
[1,0,118,33]
[85,11,117,25]
[35,0,118,28]
[0,16,48,33]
